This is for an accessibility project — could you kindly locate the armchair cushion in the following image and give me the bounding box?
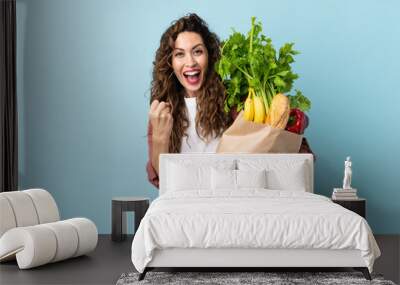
[0,218,97,269]
[0,189,97,269]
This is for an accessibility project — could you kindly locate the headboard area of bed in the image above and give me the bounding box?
[159,153,314,196]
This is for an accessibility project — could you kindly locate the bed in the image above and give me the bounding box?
[131,153,380,280]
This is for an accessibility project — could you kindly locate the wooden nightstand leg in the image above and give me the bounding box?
[112,201,127,241]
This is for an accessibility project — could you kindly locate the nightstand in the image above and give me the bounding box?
[332,198,366,218]
[111,197,150,241]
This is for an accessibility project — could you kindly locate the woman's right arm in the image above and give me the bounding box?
[146,122,160,188]
[148,123,170,176]
[146,100,173,188]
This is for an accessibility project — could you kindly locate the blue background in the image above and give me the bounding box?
[16,0,400,234]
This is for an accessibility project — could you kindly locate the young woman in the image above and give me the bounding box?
[146,13,313,189]
[146,13,232,188]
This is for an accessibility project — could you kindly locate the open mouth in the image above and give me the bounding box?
[183,70,201,85]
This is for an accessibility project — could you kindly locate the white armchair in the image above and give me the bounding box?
[0,188,98,269]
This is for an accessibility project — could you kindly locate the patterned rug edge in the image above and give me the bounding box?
[116,271,397,285]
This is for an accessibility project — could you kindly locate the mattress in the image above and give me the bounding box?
[131,189,380,273]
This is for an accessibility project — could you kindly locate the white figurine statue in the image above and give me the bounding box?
[342,156,352,189]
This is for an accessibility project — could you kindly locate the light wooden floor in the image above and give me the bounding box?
[0,235,398,285]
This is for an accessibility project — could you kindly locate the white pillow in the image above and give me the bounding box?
[210,168,267,190]
[167,162,209,191]
[167,160,235,192]
[236,169,267,189]
[211,168,236,190]
[266,162,307,191]
[237,159,309,191]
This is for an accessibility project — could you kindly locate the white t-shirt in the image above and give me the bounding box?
[180,97,221,153]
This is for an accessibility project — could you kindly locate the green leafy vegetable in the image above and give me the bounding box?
[216,17,311,114]
[288,90,311,112]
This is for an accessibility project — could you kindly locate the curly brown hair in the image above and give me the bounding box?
[150,13,232,153]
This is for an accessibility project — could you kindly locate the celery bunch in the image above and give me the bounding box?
[216,17,311,114]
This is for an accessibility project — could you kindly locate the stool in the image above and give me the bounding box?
[111,197,149,242]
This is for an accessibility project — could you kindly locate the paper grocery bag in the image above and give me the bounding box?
[216,111,303,153]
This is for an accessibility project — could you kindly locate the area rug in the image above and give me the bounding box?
[116,271,396,285]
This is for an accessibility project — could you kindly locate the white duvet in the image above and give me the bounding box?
[131,190,380,273]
